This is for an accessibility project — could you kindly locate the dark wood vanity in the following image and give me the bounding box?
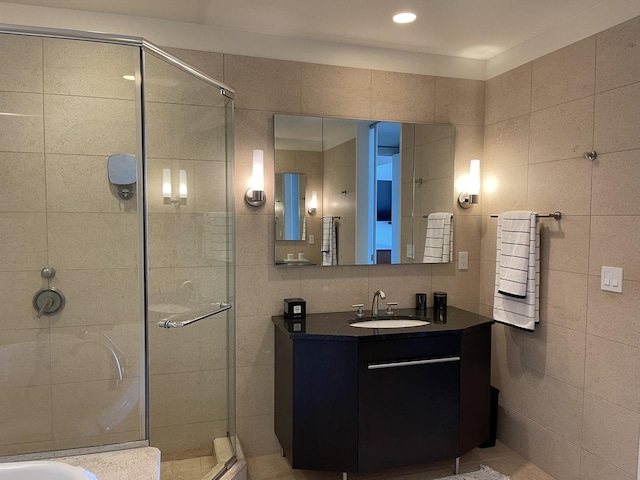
[273,307,493,475]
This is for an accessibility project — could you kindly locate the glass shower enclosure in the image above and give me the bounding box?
[0,25,236,475]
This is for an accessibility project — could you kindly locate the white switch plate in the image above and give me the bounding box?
[458,251,469,270]
[407,244,414,259]
[308,235,315,245]
[601,266,623,293]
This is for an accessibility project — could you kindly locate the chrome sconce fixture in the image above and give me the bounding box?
[163,168,188,205]
[307,190,318,215]
[458,159,480,209]
[245,149,266,207]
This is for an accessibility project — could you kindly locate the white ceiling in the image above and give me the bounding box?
[1,0,640,79]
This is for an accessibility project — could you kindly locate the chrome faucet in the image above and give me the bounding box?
[371,290,386,316]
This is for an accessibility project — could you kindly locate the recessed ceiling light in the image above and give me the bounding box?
[393,12,416,24]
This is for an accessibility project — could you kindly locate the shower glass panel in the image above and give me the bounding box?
[144,51,236,462]
[0,34,146,455]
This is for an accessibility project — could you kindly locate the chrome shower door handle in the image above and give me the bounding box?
[158,302,232,328]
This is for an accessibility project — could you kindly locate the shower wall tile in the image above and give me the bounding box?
[0,213,47,271]
[0,441,54,458]
[237,414,280,458]
[540,269,588,332]
[591,150,640,215]
[224,55,301,113]
[51,377,142,440]
[151,419,228,461]
[150,370,228,428]
[435,77,485,126]
[46,154,137,213]
[580,450,635,480]
[0,34,42,93]
[147,266,231,308]
[0,152,45,212]
[161,47,224,81]
[596,16,640,93]
[531,36,596,112]
[236,364,274,418]
[482,115,530,171]
[484,62,532,125]
[236,315,274,368]
[193,160,228,213]
[581,392,640,475]
[47,212,138,270]
[527,157,592,216]
[589,215,640,281]
[44,95,137,156]
[0,386,53,446]
[528,96,594,164]
[0,329,51,387]
[301,63,371,119]
[0,271,47,330]
[587,277,640,347]
[0,92,44,153]
[43,38,136,100]
[54,430,140,452]
[594,82,640,154]
[371,70,435,123]
[235,214,274,266]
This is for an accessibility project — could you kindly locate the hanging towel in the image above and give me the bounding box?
[423,213,453,263]
[301,215,306,242]
[321,216,337,266]
[493,211,540,331]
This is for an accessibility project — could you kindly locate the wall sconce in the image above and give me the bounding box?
[163,168,188,205]
[458,159,480,209]
[245,149,266,207]
[308,190,318,215]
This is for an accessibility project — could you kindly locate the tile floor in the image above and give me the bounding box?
[161,441,554,480]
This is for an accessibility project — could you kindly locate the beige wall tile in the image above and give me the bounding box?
[0,33,42,93]
[0,213,47,271]
[371,71,435,123]
[521,371,584,444]
[485,63,532,125]
[581,392,640,475]
[193,160,229,214]
[224,55,301,113]
[54,430,140,451]
[0,271,48,330]
[0,386,53,446]
[454,125,484,168]
[480,217,498,262]
[0,152,45,212]
[147,214,203,268]
[540,269,588,332]
[584,335,639,412]
[162,47,224,82]
[491,352,524,411]
[44,95,136,156]
[236,214,274,266]
[596,16,640,92]
[587,276,640,347]
[496,405,524,454]
[589,215,640,281]
[529,97,595,165]
[48,212,138,270]
[236,264,300,317]
[0,440,54,457]
[236,364,274,418]
[301,63,371,118]
[0,329,50,387]
[492,322,526,364]
[531,37,596,112]
[483,115,530,171]
[151,419,227,460]
[420,176,455,216]
[147,266,230,309]
[431,261,480,306]
[591,150,640,215]
[479,260,497,307]
[435,77,485,126]
[594,82,640,153]
[235,109,274,168]
[522,322,586,389]
[299,265,368,314]
[43,38,136,99]
[0,92,44,153]
[540,215,591,274]
[236,315,274,368]
[527,158,592,216]
[453,215,482,260]
[368,263,432,309]
[481,165,528,216]
[520,418,581,480]
[237,414,280,458]
[420,135,455,180]
[580,449,635,480]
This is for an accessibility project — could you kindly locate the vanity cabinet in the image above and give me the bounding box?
[273,308,493,475]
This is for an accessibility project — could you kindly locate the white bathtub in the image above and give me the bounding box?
[0,460,97,480]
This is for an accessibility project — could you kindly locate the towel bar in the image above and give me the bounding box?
[490,211,561,220]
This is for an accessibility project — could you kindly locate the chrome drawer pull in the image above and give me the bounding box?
[368,356,460,370]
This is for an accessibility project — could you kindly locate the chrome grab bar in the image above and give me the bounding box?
[368,356,460,370]
[157,302,232,329]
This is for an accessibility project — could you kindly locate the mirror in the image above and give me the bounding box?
[274,114,455,266]
[275,173,307,241]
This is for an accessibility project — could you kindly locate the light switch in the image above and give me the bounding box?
[308,235,315,245]
[601,266,623,293]
[407,244,414,259]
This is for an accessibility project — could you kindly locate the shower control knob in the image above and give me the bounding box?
[33,288,65,318]
[41,267,56,279]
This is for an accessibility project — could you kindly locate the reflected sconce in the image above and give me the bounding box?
[458,159,480,209]
[245,149,266,207]
[163,168,188,205]
[179,169,188,200]
[308,190,318,215]
[163,169,172,204]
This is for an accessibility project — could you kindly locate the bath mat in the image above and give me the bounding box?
[435,465,510,480]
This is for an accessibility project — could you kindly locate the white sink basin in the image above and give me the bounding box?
[350,318,429,329]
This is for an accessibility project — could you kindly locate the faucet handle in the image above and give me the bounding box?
[385,302,398,315]
[351,304,364,318]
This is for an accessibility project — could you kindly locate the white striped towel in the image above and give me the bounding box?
[493,211,540,331]
[321,216,337,266]
[423,213,453,263]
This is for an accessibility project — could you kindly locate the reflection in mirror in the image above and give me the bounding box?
[274,114,455,267]
[275,173,307,241]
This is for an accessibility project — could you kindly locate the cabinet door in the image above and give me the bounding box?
[358,336,460,473]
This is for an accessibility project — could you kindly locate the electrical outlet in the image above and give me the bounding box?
[308,235,315,245]
[458,251,469,270]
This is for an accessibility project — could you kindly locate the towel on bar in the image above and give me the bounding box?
[493,211,540,331]
[321,216,337,266]
[423,213,453,263]
[301,215,306,242]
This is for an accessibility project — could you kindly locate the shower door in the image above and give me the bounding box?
[143,51,236,464]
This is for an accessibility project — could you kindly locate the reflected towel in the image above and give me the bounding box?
[493,211,539,331]
[423,213,453,263]
[321,216,337,266]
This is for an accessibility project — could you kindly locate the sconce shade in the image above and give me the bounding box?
[308,190,318,215]
[458,159,480,208]
[179,169,188,199]
[162,169,172,198]
[245,149,266,207]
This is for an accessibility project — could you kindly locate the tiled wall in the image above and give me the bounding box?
[481,16,640,480]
